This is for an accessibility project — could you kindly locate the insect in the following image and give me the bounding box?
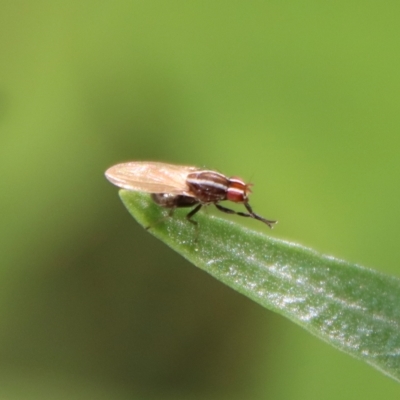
[105,161,277,228]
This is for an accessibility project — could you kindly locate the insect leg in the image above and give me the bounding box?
[244,202,276,228]
[145,208,175,230]
[215,203,276,228]
[186,204,202,244]
[186,204,202,226]
[215,203,253,219]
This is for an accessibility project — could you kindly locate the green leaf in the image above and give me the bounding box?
[119,190,400,383]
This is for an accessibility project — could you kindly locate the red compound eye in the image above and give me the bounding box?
[226,187,245,202]
[226,177,248,203]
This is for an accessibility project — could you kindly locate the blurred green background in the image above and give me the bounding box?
[1,1,400,399]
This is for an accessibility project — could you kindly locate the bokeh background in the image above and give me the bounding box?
[1,1,400,399]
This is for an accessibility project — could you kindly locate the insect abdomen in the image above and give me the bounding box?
[151,193,199,208]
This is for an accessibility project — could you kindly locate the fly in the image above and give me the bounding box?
[105,161,277,228]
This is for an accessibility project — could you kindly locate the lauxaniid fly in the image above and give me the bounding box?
[105,161,277,228]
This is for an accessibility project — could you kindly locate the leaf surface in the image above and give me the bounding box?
[119,190,400,382]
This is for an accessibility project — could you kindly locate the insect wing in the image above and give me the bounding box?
[105,162,198,194]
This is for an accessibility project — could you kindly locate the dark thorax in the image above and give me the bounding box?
[186,171,230,204]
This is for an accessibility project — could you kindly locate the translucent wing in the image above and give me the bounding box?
[105,161,198,194]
